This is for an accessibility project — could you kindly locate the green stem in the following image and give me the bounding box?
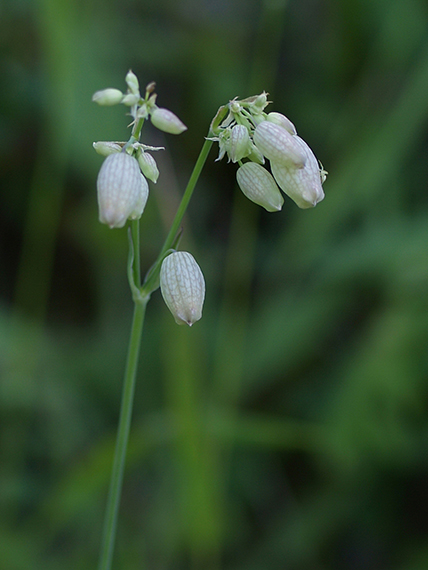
[160,136,213,257]
[141,135,213,295]
[131,219,141,286]
[98,134,213,570]
[132,116,145,139]
[98,298,147,570]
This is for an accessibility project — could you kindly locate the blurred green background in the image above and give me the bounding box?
[2,0,428,568]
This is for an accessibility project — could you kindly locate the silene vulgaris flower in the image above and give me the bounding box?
[160,251,205,326]
[97,152,149,229]
[210,95,327,211]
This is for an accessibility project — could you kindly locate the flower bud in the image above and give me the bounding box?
[137,151,159,183]
[236,162,283,212]
[125,70,140,95]
[270,136,325,209]
[253,121,306,168]
[145,81,156,95]
[240,92,269,114]
[266,112,297,135]
[160,252,205,326]
[150,107,187,135]
[92,88,123,106]
[121,93,140,106]
[129,174,149,219]
[93,141,123,156]
[229,124,251,162]
[251,92,269,113]
[97,153,146,228]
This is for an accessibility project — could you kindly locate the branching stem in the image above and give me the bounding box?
[98,132,213,570]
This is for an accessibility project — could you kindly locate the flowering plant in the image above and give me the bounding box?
[92,71,326,570]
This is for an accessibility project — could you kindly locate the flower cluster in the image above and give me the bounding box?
[209,93,326,211]
[93,71,205,326]
[92,75,327,327]
[93,71,187,134]
[93,71,187,229]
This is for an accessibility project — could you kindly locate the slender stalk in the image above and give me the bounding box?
[98,135,213,570]
[141,135,213,296]
[130,219,141,286]
[158,136,213,258]
[98,297,147,570]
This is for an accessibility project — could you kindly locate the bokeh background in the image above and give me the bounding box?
[2,0,428,568]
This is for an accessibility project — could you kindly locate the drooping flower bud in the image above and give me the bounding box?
[97,153,147,228]
[270,136,325,209]
[236,162,284,212]
[253,121,306,168]
[160,252,205,326]
[229,124,251,163]
[137,151,159,183]
[266,112,297,135]
[92,88,123,106]
[150,107,187,135]
[93,141,123,156]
